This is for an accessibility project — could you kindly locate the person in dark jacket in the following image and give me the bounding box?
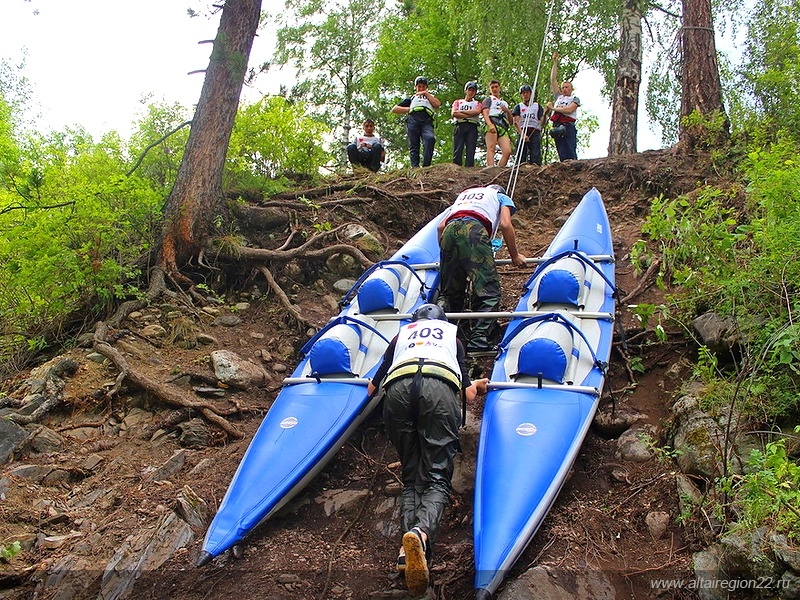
[368,303,488,596]
[392,76,441,167]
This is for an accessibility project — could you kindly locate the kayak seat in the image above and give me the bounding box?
[308,323,364,377]
[529,257,587,308]
[511,319,576,384]
[357,268,404,314]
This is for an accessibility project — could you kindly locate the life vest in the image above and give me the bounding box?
[409,93,435,116]
[453,98,481,124]
[517,102,541,130]
[384,320,462,390]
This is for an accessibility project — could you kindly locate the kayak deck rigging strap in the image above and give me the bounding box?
[339,259,430,309]
[525,249,617,298]
[499,311,609,375]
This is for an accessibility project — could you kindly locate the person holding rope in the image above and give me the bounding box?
[436,184,526,353]
[367,304,488,597]
[512,85,544,166]
[451,81,482,167]
[481,80,514,167]
[547,52,581,161]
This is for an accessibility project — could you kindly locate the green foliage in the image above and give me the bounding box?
[720,435,800,542]
[639,433,683,465]
[0,127,163,334]
[365,0,617,166]
[628,303,668,342]
[127,101,191,188]
[680,110,731,151]
[226,96,330,189]
[738,0,800,144]
[638,188,743,296]
[635,144,800,427]
[0,541,22,561]
[273,0,387,165]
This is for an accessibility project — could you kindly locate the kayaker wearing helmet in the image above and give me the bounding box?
[368,303,488,596]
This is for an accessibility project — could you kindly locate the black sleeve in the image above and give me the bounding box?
[456,340,471,389]
[372,337,398,386]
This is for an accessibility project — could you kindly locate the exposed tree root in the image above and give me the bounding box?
[255,265,308,328]
[93,322,244,439]
[4,358,79,425]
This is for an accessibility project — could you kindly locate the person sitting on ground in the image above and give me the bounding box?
[367,303,488,597]
[346,119,385,172]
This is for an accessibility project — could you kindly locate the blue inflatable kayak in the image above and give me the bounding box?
[473,188,616,597]
[198,210,448,566]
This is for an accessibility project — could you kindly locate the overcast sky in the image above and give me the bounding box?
[1,1,711,159]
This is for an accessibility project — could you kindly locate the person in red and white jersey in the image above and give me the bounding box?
[436,184,526,352]
[546,52,581,161]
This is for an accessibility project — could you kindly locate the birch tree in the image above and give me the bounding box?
[608,0,644,154]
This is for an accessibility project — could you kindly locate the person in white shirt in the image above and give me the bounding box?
[512,85,544,165]
[546,52,581,161]
[451,81,482,167]
[481,80,514,167]
[346,119,385,172]
[436,184,527,352]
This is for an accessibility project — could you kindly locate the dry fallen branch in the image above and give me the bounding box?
[621,258,661,304]
[255,265,308,329]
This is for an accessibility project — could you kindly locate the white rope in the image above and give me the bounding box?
[507,0,559,201]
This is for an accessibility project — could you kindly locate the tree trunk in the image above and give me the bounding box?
[158,0,262,275]
[608,0,643,155]
[677,0,729,152]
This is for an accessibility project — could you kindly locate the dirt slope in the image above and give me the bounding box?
[0,151,721,600]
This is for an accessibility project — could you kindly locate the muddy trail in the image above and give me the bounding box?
[0,151,721,599]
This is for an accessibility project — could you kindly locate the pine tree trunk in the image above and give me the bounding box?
[677,0,729,152]
[158,0,262,274]
[608,0,643,155]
